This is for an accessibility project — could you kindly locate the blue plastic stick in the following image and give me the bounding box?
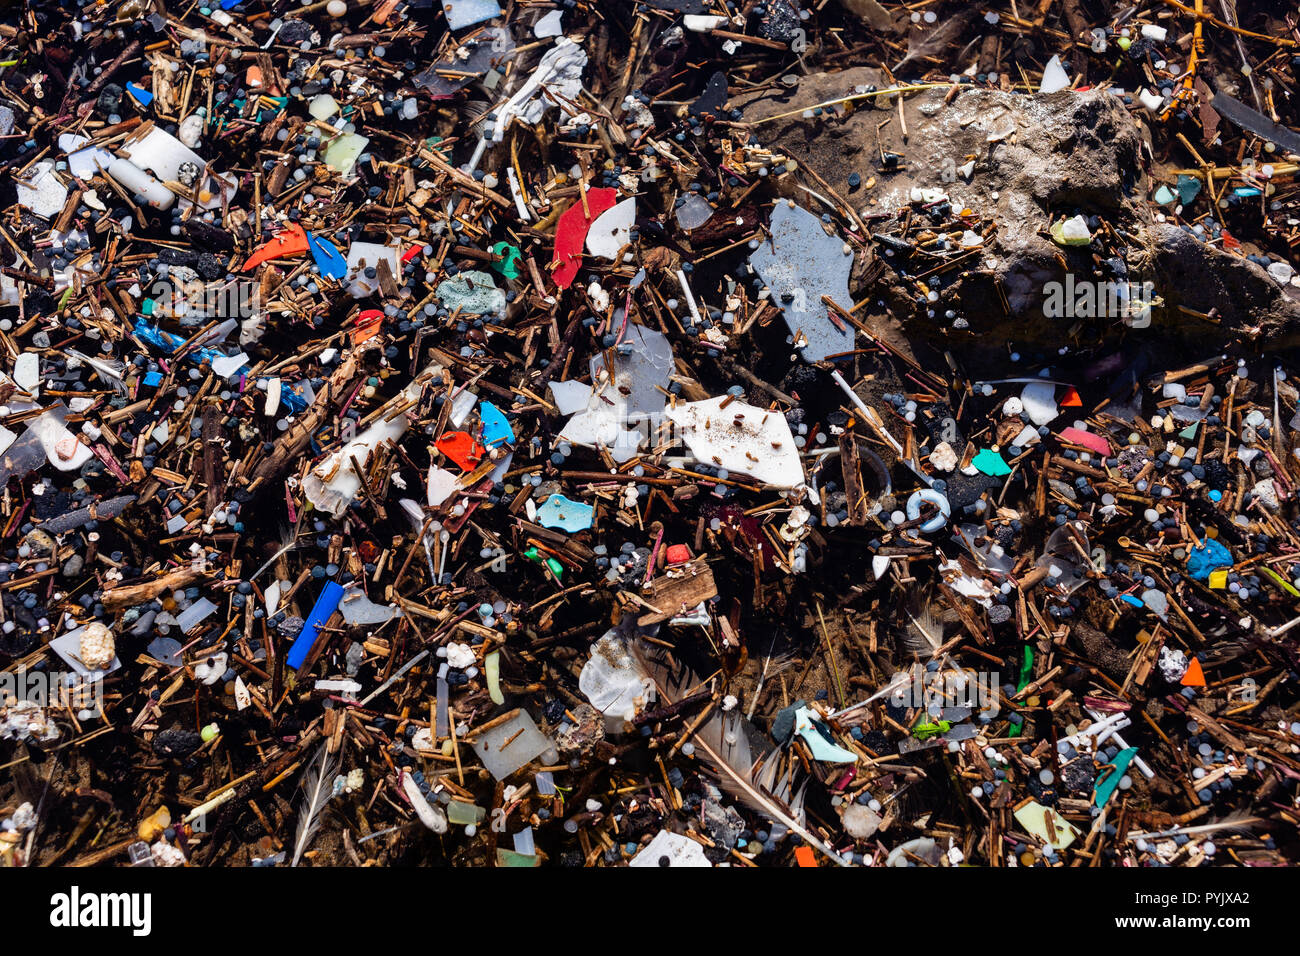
[287,581,345,670]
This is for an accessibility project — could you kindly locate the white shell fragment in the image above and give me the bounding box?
[665,396,805,488]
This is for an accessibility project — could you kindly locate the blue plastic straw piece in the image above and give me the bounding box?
[287,581,345,670]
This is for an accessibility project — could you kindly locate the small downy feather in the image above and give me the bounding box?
[291,744,338,867]
[632,641,847,866]
[900,587,943,656]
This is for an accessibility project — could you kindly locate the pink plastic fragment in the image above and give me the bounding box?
[1060,426,1111,456]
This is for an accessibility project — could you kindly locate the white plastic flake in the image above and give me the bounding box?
[665,396,804,488]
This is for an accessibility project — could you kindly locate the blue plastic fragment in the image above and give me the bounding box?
[287,581,346,670]
[1186,537,1233,581]
[126,82,154,107]
[220,0,241,8]
[1120,594,1144,608]
[142,370,163,387]
[535,494,594,533]
[133,317,249,377]
[307,232,348,279]
[280,381,311,414]
[479,401,515,447]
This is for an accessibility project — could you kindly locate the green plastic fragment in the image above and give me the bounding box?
[496,849,540,867]
[911,718,951,740]
[1094,746,1139,807]
[490,241,523,280]
[1017,645,1034,692]
[1260,565,1300,598]
[447,800,486,826]
[1178,422,1198,441]
[523,547,563,578]
[142,298,154,316]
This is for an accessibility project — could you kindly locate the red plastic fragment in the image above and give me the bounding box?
[242,223,308,272]
[550,187,618,290]
[665,544,692,565]
[437,431,486,471]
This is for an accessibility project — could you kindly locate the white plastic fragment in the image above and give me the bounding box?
[304,365,439,516]
[13,353,40,398]
[630,830,712,867]
[401,772,449,832]
[1020,381,1059,426]
[665,396,805,488]
[28,404,93,472]
[1039,55,1070,94]
[427,465,460,507]
[585,197,636,259]
[16,161,67,218]
[533,8,564,36]
[490,37,589,143]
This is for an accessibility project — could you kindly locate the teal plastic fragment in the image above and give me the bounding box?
[1153,184,1176,205]
[1094,746,1139,808]
[1176,174,1202,205]
[535,494,594,533]
[972,448,1012,476]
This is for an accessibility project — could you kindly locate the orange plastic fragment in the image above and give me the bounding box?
[1060,387,1083,407]
[352,309,384,345]
[1181,656,1206,687]
[242,223,309,272]
[794,846,817,867]
[436,431,486,471]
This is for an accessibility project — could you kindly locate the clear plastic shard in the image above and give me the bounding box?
[665,396,805,488]
[473,710,553,779]
[748,201,855,362]
[590,323,674,419]
[579,632,655,720]
[338,584,402,626]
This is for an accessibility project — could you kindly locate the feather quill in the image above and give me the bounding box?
[632,640,847,866]
[291,744,338,867]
